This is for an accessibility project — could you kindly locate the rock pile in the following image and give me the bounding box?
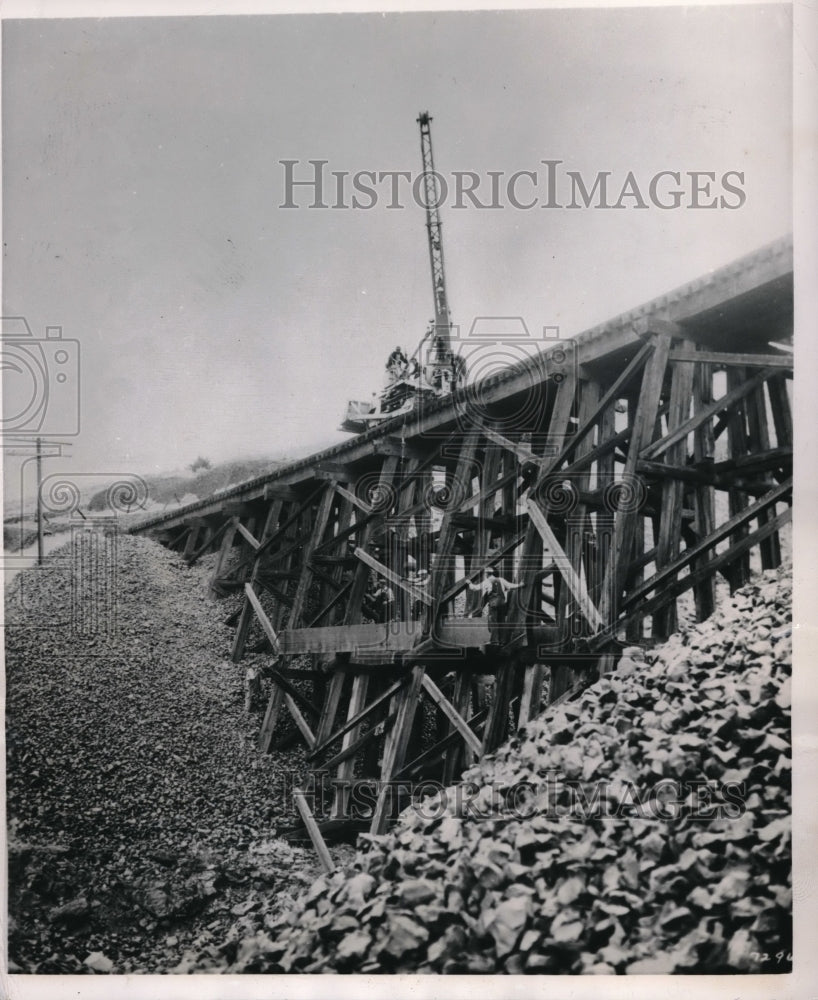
[5,534,326,973]
[214,567,791,975]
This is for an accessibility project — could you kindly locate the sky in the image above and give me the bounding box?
[1,4,792,505]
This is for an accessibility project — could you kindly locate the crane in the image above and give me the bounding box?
[417,111,453,376]
[340,111,464,434]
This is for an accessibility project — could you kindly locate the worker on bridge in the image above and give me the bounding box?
[468,567,524,646]
[386,345,409,383]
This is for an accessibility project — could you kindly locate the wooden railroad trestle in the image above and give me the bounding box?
[135,241,793,843]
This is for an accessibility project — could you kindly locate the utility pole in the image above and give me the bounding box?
[36,436,44,565]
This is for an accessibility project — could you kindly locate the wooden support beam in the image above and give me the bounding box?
[550,341,653,470]
[306,580,353,630]
[222,501,254,516]
[209,517,240,594]
[288,486,338,630]
[641,366,776,461]
[236,522,261,550]
[483,370,578,753]
[420,674,482,756]
[309,677,406,760]
[526,498,604,631]
[244,582,280,653]
[332,482,372,515]
[353,547,432,605]
[653,346,696,636]
[293,788,335,873]
[231,498,284,662]
[708,447,792,477]
[267,668,321,718]
[613,507,792,638]
[283,693,316,749]
[180,526,198,558]
[479,426,542,466]
[314,464,354,483]
[600,331,672,619]
[370,665,425,835]
[668,349,792,369]
[518,663,544,726]
[635,460,773,496]
[258,684,284,753]
[320,709,398,773]
[621,478,791,612]
[373,437,427,461]
[263,484,302,502]
[185,518,231,567]
[330,673,370,820]
[397,708,488,782]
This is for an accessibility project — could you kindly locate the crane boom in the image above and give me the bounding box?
[417,111,452,367]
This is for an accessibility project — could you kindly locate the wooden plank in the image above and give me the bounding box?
[550,341,653,469]
[600,331,672,620]
[280,623,404,655]
[293,788,335,873]
[309,677,406,759]
[613,507,792,638]
[479,426,541,466]
[424,433,482,629]
[373,437,427,460]
[641,366,775,461]
[185,518,230,566]
[398,708,488,781]
[343,456,400,626]
[483,371,577,753]
[668,349,792,369]
[320,710,398,772]
[258,683,284,753]
[567,379,600,639]
[330,673,371,820]
[443,671,474,782]
[708,447,792,477]
[691,359,716,620]
[724,367,751,588]
[231,498,283,662]
[209,517,240,592]
[353,547,432,605]
[236,522,261,550]
[653,346,696,636]
[332,482,372,515]
[621,478,791,611]
[283,693,316,749]
[267,668,321,718]
[526,498,604,631]
[767,374,793,449]
[746,383,780,569]
[263,484,302,502]
[635,460,773,496]
[288,486,338,629]
[305,579,353,630]
[314,461,354,480]
[518,663,544,726]
[420,674,483,756]
[370,665,425,835]
[244,582,280,653]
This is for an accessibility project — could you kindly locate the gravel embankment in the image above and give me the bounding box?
[202,567,792,975]
[5,534,342,974]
